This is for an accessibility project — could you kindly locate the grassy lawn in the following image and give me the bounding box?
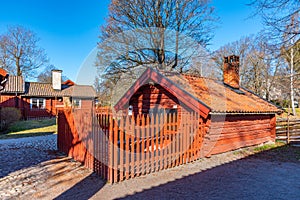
[279,108,300,118]
[0,118,57,139]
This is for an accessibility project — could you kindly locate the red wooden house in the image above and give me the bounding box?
[114,55,282,157]
[0,70,96,119]
[57,55,283,183]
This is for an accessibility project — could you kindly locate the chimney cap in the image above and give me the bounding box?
[223,55,240,89]
[224,55,239,63]
[51,69,63,72]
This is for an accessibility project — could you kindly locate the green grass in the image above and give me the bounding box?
[253,143,282,152]
[280,108,300,118]
[0,118,57,139]
[233,142,285,156]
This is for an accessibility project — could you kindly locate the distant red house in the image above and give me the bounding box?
[115,55,282,157]
[0,70,96,119]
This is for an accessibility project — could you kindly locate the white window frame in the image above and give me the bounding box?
[72,98,81,108]
[30,98,46,109]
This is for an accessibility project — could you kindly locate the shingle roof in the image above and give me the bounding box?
[22,82,96,98]
[62,85,97,98]
[1,75,96,99]
[114,68,281,115]
[23,82,62,97]
[2,76,25,93]
[166,72,281,114]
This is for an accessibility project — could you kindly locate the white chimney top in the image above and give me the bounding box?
[52,70,62,90]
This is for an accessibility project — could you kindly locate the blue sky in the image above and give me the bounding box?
[0,0,263,85]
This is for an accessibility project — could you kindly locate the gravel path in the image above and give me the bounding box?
[0,135,300,200]
[0,135,57,178]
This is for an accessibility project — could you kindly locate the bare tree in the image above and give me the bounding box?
[37,65,68,83]
[212,36,252,86]
[283,15,299,115]
[249,0,299,45]
[249,1,300,112]
[213,33,284,100]
[281,15,300,115]
[97,0,217,79]
[0,26,48,78]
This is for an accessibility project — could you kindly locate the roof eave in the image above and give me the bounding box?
[210,111,282,115]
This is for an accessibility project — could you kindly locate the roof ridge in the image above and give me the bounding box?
[182,73,220,82]
[25,81,51,84]
[158,69,220,82]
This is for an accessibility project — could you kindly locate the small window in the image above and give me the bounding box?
[72,98,81,108]
[30,98,46,109]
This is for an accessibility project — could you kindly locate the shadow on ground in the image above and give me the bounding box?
[0,135,57,178]
[2,140,300,200]
[53,172,105,200]
[50,145,300,200]
[115,145,300,200]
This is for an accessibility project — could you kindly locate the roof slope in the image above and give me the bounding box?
[178,74,280,114]
[62,85,97,98]
[2,76,25,93]
[115,68,281,115]
[1,76,96,98]
[23,83,96,98]
[23,82,62,97]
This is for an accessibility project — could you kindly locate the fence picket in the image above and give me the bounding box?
[136,115,141,176]
[125,116,130,180]
[141,115,145,175]
[171,112,176,168]
[150,114,155,173]
[113,117,118,183]
[146,115,150,174]
[130,115,135,178]
[155,114,159,172]
[159,113,164,170]
[108,114,113,183]
[119,116,124,181]
[179,114,183,165]
[58,109,207,184]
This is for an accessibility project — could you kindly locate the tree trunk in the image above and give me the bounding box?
[290,45,296,116]
[172,0,179,71]
[16,57,21,76]
[158,31,165,69]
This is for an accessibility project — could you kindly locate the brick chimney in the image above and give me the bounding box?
[223,55,239,89]
[52,70,62,90]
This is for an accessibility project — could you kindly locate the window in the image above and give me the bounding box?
[30,98,46,109]
[72,98,81,108]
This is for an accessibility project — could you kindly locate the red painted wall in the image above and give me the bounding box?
[0,94,64,119]
[129,83,181,115]
[203,114,276,157]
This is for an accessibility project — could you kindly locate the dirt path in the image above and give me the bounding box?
[0,135,300,200]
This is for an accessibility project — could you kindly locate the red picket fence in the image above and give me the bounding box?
[58,109,205,183]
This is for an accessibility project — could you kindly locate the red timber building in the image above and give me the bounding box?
[115,55,282,157]
[0,70,96,119]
